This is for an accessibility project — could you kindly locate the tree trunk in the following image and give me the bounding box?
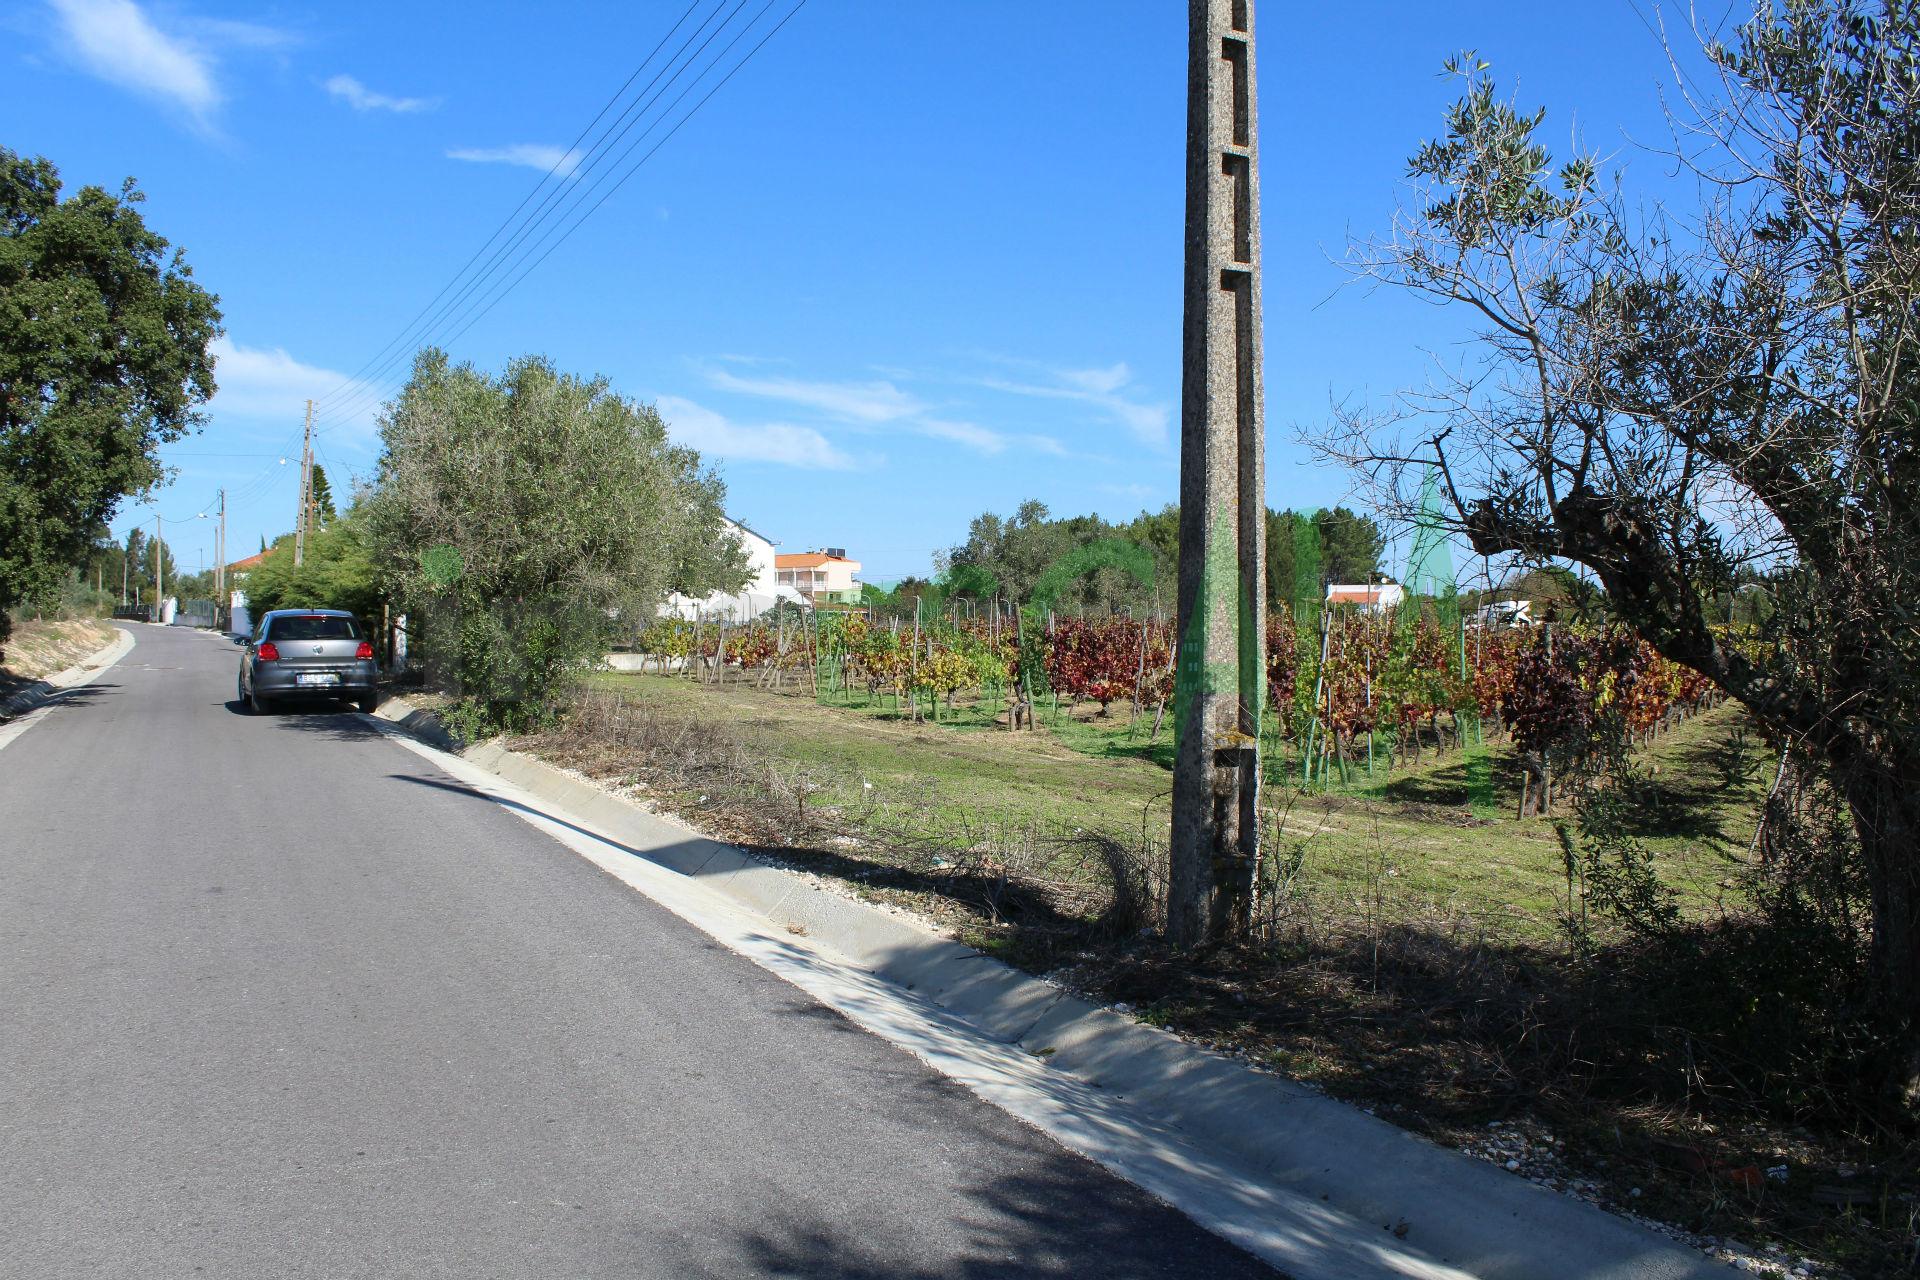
[1843,759,1920,1110]
[1519,750,1547,818]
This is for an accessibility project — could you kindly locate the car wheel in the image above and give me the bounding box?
[250,689,275,715]
[356,693,379,715]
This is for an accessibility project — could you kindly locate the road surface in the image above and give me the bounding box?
[0,625,1273,1279]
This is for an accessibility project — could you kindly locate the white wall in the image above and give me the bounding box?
[662,518,797,622]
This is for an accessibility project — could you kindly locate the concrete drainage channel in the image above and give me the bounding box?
[365,694,1728,1280]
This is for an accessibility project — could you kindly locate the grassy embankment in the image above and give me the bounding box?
[0,618,118,700]
[580,668,1765,945]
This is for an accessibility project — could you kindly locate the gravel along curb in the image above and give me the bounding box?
[0,625,136,722]
[367,694,1733,1280]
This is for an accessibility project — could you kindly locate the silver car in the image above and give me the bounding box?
[238,609,379,714]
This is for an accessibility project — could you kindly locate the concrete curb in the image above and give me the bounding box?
[0,625,136,720]
[369,694,1729,1280]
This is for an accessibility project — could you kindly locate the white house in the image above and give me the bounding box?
[661,517,800,621]
[1324,582,1407,614]
[1474,599,1535,628]
[774,549,862,606]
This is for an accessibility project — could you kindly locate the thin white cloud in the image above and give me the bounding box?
[701,360,1083,461]
[324,73,437,114]
[657,395,854,470]
[978,360,1171,446]
[446,144,581,176]
[48,0,217,119]
[207,337,381,442]
[916,419,1005,455]
[195,17,296,50]
[1059,364,1133,396]
[703,368,924,424]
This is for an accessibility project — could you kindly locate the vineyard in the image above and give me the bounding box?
[625,602,1722,810]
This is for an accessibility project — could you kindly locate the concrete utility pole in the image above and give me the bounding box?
[216,488,227,615]
[295,399,314,568]
[153,515,165,611]
[1169,0,1266,947]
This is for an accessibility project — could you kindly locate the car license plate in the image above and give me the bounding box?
[296,672,340,686]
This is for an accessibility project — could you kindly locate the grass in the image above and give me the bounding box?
[582,669,1767,945]
[584,670,1174,843]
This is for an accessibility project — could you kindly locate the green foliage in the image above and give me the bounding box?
[169,569,216,601]
[9,566,116,626]
[240,507,379,623]
[1266,507,1384,606]
[77,526,176,606]
[1368,5,1920,1096]
[0,148,222,642]
[943,499,1381,617]
[308,464,337,527]
[366,349,746,733]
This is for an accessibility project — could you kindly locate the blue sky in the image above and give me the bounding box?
[6,0,1709,584]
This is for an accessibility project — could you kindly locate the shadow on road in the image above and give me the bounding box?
[381,777,1276,1279]
[1,682,120,723]
[709,1159,1279,1279]
[223,700,385,740]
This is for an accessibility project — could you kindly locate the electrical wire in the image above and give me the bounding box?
[310,0,804,434]
[310,0,751,422]
[436,0,805,356]
[311,0,787,431]
[308,0,712,414]
[307,1,758,432]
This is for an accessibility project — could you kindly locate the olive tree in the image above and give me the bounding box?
[1331,3,1920,1102]
[367,349,746,731]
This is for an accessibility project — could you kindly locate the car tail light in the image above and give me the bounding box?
[355,641,374,661]
[257,641,280,661]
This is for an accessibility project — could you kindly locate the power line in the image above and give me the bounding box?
[312,0,751,419]
[311,0,778,434]
[312,0,788,431]
[311,0,805,434]
[436,0,805,356]
[309,0,713,414]
[314,0,802,435]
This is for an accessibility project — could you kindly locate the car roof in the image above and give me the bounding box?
[263,608,354,617]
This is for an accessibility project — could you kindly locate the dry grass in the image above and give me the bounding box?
[1,618,118,686]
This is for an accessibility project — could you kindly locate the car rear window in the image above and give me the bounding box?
[267,615,360,641]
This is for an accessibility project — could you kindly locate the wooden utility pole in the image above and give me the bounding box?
[294,399,314,567]
[153,515,165,612]
[1169,0,1266,947]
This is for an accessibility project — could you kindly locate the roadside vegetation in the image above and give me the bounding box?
[0,617,118,704]
[365,349,748,736]
[477,19,1920,1273]
[510,668,1910,1276]
[0,147,221,645]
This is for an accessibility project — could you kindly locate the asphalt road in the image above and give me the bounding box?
[0,625,1273,1279]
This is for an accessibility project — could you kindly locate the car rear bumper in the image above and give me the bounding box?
[251,663,377,698]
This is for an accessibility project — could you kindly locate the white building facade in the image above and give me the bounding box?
[660,517,801,622]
